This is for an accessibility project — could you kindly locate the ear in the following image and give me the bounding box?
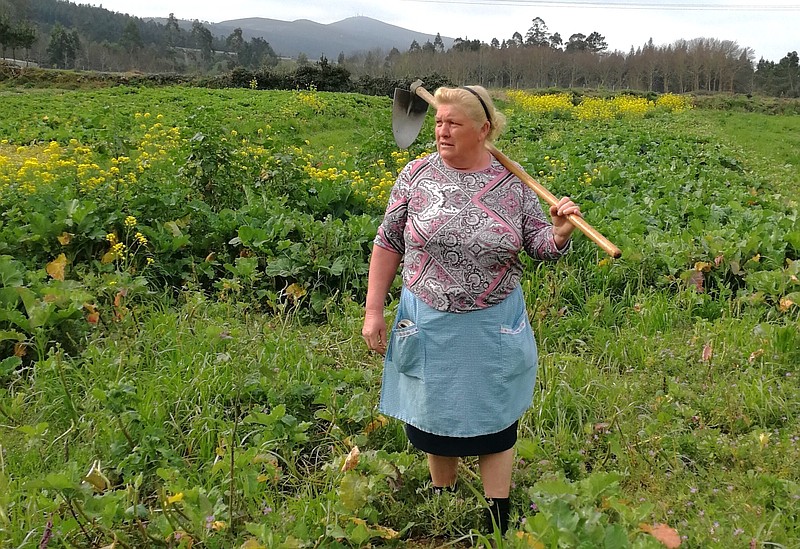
[479,120,491,139]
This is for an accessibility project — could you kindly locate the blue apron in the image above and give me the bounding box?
[379,285,538,437]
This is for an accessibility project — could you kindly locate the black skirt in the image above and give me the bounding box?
[405,421,518,457]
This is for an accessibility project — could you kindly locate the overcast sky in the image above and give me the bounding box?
[90,0,799,62]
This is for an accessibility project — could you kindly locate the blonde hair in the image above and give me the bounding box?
[434,85,507,142]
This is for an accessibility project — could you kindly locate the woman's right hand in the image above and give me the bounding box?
[362,246,402,356]
[362,310,388,355]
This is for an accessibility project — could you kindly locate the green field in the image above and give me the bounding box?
[0,86,798,548]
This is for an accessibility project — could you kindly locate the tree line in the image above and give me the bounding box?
[0,0,797,97]
[0,11,36,61]
[341,17,798,97]
[0,0,278,72]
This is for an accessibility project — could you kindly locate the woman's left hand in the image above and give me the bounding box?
[550,196,582,247]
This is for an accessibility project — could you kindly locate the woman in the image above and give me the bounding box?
[362,85,581,534]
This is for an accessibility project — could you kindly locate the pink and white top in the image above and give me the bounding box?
[375,153,569,313]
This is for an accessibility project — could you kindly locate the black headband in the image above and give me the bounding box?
[461,86,492,125]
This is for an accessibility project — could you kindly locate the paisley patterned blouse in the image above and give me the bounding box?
[375,153,570,313]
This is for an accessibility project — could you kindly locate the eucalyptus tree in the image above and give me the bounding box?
[190,20,213,67]
[434,32,445,53]
[525,17,550,47]
[46,23,80,68]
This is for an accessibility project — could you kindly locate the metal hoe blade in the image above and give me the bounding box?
[392,87,429,149]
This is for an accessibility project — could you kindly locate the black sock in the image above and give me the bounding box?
[485,497,510,534]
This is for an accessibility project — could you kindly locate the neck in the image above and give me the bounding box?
[442,149,492,172]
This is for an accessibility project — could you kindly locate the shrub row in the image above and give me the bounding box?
[0,60,452,98]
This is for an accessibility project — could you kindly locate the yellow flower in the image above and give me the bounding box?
[124,216,137,228]
[167,492,184,504]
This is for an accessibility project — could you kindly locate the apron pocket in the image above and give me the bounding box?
[499,311,537,381]
[389,320,426,379]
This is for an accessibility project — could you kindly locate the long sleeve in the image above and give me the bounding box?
[521,185,571,260]
[374,162,415,255]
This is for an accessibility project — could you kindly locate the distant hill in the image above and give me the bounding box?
[150,16,455,59]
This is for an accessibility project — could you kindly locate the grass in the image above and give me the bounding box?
[692,110,800,196]
[2,278,798,547]
[0,87,798,547]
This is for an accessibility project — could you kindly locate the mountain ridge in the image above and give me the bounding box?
[150,15,455,59]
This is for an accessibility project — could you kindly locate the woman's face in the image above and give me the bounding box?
[435,104,489,170]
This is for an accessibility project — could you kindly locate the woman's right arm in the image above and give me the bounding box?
[362,245,403,355]
[363,158,419,354]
